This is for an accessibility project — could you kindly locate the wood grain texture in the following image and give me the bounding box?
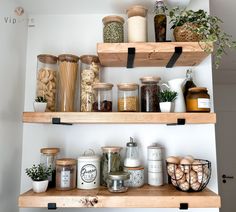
[22,112,216,124]
[97,42,213,67]
[18,184,221,208]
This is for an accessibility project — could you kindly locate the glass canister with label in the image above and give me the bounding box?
[36,54,58,112]
[80,55,100,112]
[186,87,210,112]
[56,158,76,191]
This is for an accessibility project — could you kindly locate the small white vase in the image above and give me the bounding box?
[33,102,47,112]
[32,180,49,193]
[160,102,174,113]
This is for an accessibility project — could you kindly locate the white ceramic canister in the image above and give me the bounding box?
[148,172,163,186]
[148,145,163,161]
[148,160,163,173]
[77,149,100,189]
[124,166,144,188]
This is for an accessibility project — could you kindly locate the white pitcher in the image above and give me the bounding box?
[162,78,186,112]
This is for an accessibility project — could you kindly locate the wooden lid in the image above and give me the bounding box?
[93,83,113,90]
[102,15,125,25]
[124,166,144,171]
[189,87,207,92]
[80,55,100,65]
[101,146,122,153]
[37,54,58,64]
[40,148,60,155]
[56,158,77,166]
[126,5,148,18]
[58,54,79,63]
[140,76,161,83]
[117,83,139,91]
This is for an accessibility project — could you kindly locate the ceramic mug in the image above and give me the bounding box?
[124,166,144,188]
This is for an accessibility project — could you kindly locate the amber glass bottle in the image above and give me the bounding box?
[183,69,196,103]
[154,0,167,42]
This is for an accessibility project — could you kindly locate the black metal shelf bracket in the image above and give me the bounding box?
[167,118,186,126]
[127,47,136,68]
[179,203,189,210]
[48,203,57,210]
[166,47,183,68]
[52,117,72,125]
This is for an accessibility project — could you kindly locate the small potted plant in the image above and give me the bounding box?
[159,90,178,112]
[25,164,52,193]
[168,7,236,68]
[33,96,47,112]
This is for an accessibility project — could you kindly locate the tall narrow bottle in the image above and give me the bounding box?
[183,69,196,103]
[154,0,167,42]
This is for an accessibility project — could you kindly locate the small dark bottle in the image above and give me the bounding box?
[183,69,196,103]
[154,0,167,42]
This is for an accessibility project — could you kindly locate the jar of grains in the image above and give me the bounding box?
[102,15,125,43]
[117,83,139,112]
[92,83,113,112]
[56,158,77,191]
[140,76,161,112]
[126,5,148,42]
[58,54,79,112]
[36,54,58,112]
[80,55,100,112]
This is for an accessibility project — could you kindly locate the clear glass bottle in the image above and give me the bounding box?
[107,172,130,193]
[124,137,141,168]
[117,83,139,112]
[40,148,60,188]
[92,83,113,112]
[36,54,58,112]
[80,55,100,112]
[140,76,161,112]
[154,0,167,42]
[183,69,196,103]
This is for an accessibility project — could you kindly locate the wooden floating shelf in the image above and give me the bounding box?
[18,184,221,208]
[97,42,213,67]
[23,112,216,124]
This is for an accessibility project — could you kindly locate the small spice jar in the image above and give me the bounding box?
[56,158,77,191]
[186,87,210,112]
[92,83,113,112]
[107,172,130,193]
[117,83,139,112]
[140,76,161,112]
[36,54,58,112]
[40,148,60,188]
[103,15,124,43]
[80,55,100,112]
[101,146,122,186]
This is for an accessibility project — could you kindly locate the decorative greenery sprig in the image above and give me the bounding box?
[168,7,236,69]
[25,164,51,181]
[35,96,47,103]
[159,90,178,102]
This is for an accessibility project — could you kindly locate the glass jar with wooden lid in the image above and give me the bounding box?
[186,87,210,112]
[117,83,139,112]
[56,158,77,190]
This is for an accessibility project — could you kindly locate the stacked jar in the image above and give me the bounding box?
[147,144,164,186]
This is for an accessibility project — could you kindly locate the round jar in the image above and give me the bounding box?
[40,148,60,188]
[36,54,58,112]
[56,158,77,191]
[147,145,163,161]
[101,146,122,186]
[186,87,210,112]
[103,16,124,43]
[92,83,113,112]
[117,83,139,112]
[58,54,79,112]
[123,166,144,188]
[126,5,148,42]
[80,55,100,112]
[107,171,130,193]
[77,150,100,189]
[140,76,161,112]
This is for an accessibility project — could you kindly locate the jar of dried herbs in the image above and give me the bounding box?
[102,15,124,43]
[101,146,122,186]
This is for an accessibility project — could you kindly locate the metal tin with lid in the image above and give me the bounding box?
[107,172,130,193]
[148,144,163,160]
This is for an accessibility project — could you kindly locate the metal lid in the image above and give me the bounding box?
[80,55,100,65]
[189,87,208,93]
[92,83,113,91]
[58,54,79,63]
[108,171,130,180]
[117,83,139,91]
[140,76,161,83]
[102,15,125,25]
[56,158,77,166]
[37,54,58,64]
[40,148,60,155]
[78,149,100,161]
[101,146,122,153]
[126,137,137,147]
[148,144,163,149]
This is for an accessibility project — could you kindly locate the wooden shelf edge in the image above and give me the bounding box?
[18,184,221,208]
[22,112,216,124]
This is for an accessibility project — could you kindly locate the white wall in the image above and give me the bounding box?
[0,0,28,212]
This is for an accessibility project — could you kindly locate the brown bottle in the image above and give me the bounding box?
[183,69,196,103]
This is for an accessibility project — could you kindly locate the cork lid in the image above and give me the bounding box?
[102,15,125,25]
[58,54,79,63]
[117,83,139,91]
[93,83,113,91]
[123,166,144,171]
[101,146,122,153]
[40,148,60,155]
[189,87,208,93]
[140,76,161,83]
[126,5,148,18]
[37,54,58,64]
[80,55,100,65]
[56,158,77,166]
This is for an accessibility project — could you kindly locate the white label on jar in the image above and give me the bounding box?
[198,98,210,108]
[80,164,97,183]
[61,171,70,188]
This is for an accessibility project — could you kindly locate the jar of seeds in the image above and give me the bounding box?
[102,15,124,43]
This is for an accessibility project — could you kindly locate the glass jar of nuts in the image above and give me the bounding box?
[36,54,58,112]
[117,83,139,112]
